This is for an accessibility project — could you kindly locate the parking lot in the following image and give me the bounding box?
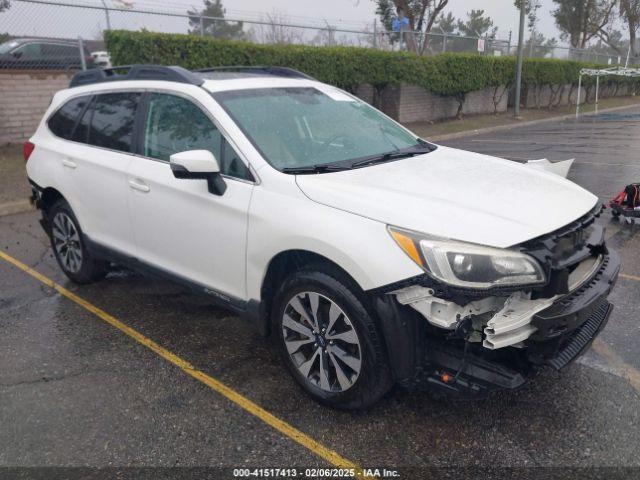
[2,109,640,477]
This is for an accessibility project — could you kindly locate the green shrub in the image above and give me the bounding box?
[105,30,639,96]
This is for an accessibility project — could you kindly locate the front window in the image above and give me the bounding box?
[213,87,430,172]
[143,92,252,180]
[0,41,19,55]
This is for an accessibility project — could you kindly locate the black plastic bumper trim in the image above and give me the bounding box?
[548,301,612,370]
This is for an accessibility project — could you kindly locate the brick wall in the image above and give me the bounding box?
[0,70,72,144]
[356,84,508,124]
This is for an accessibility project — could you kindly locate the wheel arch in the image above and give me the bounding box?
[250,249,366,337]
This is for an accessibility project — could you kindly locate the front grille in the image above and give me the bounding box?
[548,300,611,370]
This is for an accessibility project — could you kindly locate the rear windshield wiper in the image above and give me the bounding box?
[350,145,435,169]
[282,164,349,174]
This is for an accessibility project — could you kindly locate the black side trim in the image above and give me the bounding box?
[242,299,268,336]
[84,236,247,315]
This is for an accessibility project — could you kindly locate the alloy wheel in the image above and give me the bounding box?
[51,212,83,273]
[282,291,362,392]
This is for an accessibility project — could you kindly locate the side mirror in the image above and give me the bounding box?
[11,50,23,59]
[170,150,226,196]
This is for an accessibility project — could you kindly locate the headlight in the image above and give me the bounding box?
[388,227,546,289]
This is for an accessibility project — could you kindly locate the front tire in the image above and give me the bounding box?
[272,267,392,409]
[48,199,108,284]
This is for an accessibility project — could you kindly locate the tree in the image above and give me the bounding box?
[552,0,616,50]
[525,31,559,57]
[620,0,640,57]
[456,9,497,38]
[514,0,542,32]
[373,0,450,53]
[187,0,244,39]
[435,12,456,33]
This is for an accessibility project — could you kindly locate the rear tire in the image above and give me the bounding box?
[48,199,108,284]
[272,266,392,409]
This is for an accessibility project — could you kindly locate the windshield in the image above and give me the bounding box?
[0,41,19,55]
[213,87,425,171]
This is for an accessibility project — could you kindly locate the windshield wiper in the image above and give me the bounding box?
[281,163,349,174]
[350,145,434,169]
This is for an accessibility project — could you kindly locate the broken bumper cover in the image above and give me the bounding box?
[374,250,620,397]
[526,249,619,368]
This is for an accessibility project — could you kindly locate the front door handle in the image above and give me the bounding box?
[129,179,150,193]
[62,158,77,169]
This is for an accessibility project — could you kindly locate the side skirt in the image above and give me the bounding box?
[84,236,250,317]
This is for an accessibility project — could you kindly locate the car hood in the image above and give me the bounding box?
[295,145,597,248]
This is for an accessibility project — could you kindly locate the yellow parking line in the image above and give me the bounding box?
[620,273,640,282]
[0,251,360,471]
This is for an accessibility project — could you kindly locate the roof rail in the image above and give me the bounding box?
[69,65,204,88]
[195,66,315,80]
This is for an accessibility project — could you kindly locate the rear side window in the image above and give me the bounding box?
[48,96,91,140]
[42,44,76,57]
[87,92,141,153]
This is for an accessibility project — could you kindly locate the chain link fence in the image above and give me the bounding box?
[0,0,634,71]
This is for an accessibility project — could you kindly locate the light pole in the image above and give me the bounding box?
[514,0,526,118]
[100,0,112,31]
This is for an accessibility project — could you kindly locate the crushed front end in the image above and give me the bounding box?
[373,206,620,397]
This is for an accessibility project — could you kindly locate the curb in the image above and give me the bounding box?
[0,199,34,217]
[429,102,640,142]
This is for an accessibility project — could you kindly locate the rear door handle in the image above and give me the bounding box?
[129,179,150,193]
[62,158,77,169]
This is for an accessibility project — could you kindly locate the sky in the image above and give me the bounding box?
[205,0,570,41]
[131,0,628,44]
[1,0,628,46]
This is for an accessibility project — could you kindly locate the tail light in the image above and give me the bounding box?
[23,141,35,162]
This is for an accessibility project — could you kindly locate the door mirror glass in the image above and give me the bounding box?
[170,150,226,196]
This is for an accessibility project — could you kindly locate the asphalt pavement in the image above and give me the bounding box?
[2,108,640,478]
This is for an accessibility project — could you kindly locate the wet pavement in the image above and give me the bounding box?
[1,109,640,476]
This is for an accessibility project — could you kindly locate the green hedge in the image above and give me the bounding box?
[105,30,638,96]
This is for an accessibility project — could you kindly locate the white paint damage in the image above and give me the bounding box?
[392,255,602,350]
[524,158,574,178]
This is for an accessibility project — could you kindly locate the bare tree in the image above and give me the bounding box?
[620,0,640,57]
[374,0,450,53]
[255,11,304,45]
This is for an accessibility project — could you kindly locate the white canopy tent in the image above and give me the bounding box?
[576,65,640,117]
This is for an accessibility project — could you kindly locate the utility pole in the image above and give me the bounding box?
[100,0,112,30]
[514,0,526,118]
[373,19,377,49]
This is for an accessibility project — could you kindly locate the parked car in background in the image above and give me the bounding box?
[0,38,94,70]
[90,51,111,68]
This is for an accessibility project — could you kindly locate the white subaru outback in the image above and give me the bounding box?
[25,65,619,409]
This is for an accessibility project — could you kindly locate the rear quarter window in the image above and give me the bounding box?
[47,96,92,140]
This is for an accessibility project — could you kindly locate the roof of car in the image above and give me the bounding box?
[69,64,316,89]
[7,37,80,45]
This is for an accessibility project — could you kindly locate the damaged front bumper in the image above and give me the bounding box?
[372,207,620,397]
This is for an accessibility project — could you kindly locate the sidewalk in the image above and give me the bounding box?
[0,144,32,216]
[407,96,640,141]
[2,95,640,217]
